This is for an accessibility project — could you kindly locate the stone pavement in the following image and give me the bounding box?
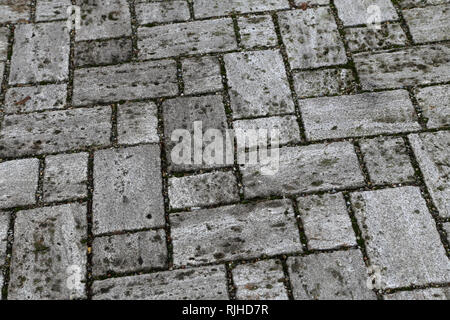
[0,0,449,300]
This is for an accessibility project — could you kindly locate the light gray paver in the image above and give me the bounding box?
[182,56,223,95]
[8,203,87,300]
[403,5,450,43]
[0,27,8,61]
[224,50,295,119]
[351,187,450,288]
[93,145,165,235]
[0,159,39,209]
[92,230,167,277]
[171,199,302,266]
[74,38,133,68]
[9,21,69,84]
[93,265,228,300]
[0,212,9,264]
[345,24,408,52]
[233,260,288,300]
[0,0,30,23]
[444,223,450,243]
[237,15,278,49]
[384,288,450,300]
[294,0,329,4]
[288,250,376,300]
[36,0,71,21]
[117,101,159,145]
[398,0,449,8]
[334,0,398,26]
[409,131,450,218]
[193,0,290,18]
[415,84,450,129]
[43,153,88,202]
[136,0,190,25]
[0,62,4,92]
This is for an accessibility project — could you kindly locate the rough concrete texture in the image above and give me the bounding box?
[334,0,398,26]
[0,211,9,264]
[384,287,450,300]
[345,24,407,52]
[402,5,450,43]
[414,84,450,129]
[117,101,159,145]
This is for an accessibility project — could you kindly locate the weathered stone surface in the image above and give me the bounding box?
[73,60,178,106]
[233,259,288,300]
[278,8,347,69]
[351,187,450,288]
[93,145,165,235]
[8,203,87,300]
[117,101,159,145]
[43,153,88,202]
[241,142,365,198]
[359,137,415,185]
[415,85,450,129]
[171,200,302,266]
[136,0,190,24]
[182,56,223,95]
[345,23,408,52]
[288,250,376,300]
[0,63,4,86]
[0,27,8,61]
[384,287,450,300]
[36,0,71,21]
[294,0,329,4]
[0,159,39,209]
[224,50,295,119]
[237,15,278,49]
[403,5,450,43]
[297,193,356,250]
[193,0,289,18]
[92,230,167,277]
[300,90,420,140]
[334,0,398,26]
[0,107,111,157]
[137,18,237,60]
[409,132,450,218]
[398,0,449,8]
[0,212,9,264]
[93,265,228,300]
[74,38,133,68]
[168,171,239,210]
[9,22,69,84]
[4,84,67,114]
[0,0,30,23]
[354,44,450,90]
[444,222,450,243]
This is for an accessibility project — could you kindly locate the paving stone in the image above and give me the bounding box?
[297,193,356,250]
[74,38,133,68]
[92,265,228,300]
[36,0,71,21]
[168,171,239,210]
[409,131,450,218]
[334,0,398,26]
[193,0,290,18]
[288,250,376,300]
[8,203,87,300]
[4,84,67,114]
[0,212,9,264]
[345,23,408,52]
[136,0,190,25]
[93,145,165,235]
[359,137,415,185]
[137,18,237,60]
[278,8,347,69]
[444,223,450,243]
[74,0,131,41]
[233,260,288,300]
[9,21,69,85]
[0,62,4,86]
[0,27,8,61]
[43,152,88,202]
[0,0,30,23]
[403,5,450,43]
[293,68,356,98]
[0,106,111,157]
[294,0,329,4]
[354,44,450,90]
[73,60,178,106]
[92,230,167,277]
[415,85,450,129]
[0,159,39,209]
[117,101,159,145]
[182,56,222,95]
[351,186,450,288]
[237,15,278,49]
[241,142,365,198]
[384,288,450,300]
[398,0,449,8]
[300,90,420,140]
[171,199,302,266]
[224,50,295,119]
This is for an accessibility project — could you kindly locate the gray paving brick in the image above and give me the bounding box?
[171,199,302,266]
[43,152,88,202]
[288,250,376,300]
[193,0,289,18]
[359,137,415,185]
[334,0,398,26]
[224,50,295,119]
[297,193,356,250]
[8,203,87,300]
[237,15,278,49]
[294,0,329,4]
[241,142,365,198]
[444,222,450,243]
[74,38,132,68]
[345,24,407,52]
[384,288,450,300]
[398,0,449,8]
[136,0,190,25]
[137,18,237,60]
[73,60,178,106]
[36,0,71,21]
[117,101,159,145]
[0,212,9,264]
[415,85,450,129]
[0,62,4,92]
[354,44,450,90]
[300,90,420,140]
[0,0,30,23]
[232,259,288,300]
[9,21,69,85]
[0,27,8,61]
[4,84,67,114]
[0,107,111,157]
[351,187,450,288]
[278,8,347,69]
[92,265,228,300]
[403,5,450,43]
[182,56,223,95]
[168,171,239,210]
[409,131,450,218]
[93,145,165,235]
[0,159,39,209]
[92,230,167,277]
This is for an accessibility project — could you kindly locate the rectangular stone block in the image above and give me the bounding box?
[0,27,8,61]
[403,5,450,43]
[36,0,71,21]
[444,222,450,244]
[334,0,398,26]
[415,84,450,129]
[136,0,190,25]
[398,0,449,8]
[0,212,9,264]
[0,1,30,23]
[74,38,133,68]
[237,15,278,49]
[384,288,450,300]
[117,101,159,145]
[193,0,289,18]
[182,56,223,95]
[345,23,407,52]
